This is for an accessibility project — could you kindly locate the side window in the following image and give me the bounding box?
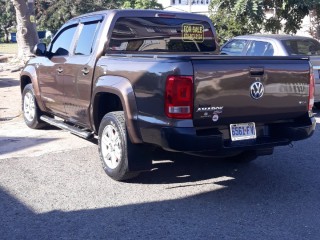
[221,39,248,55]
[75,22,100,55]
[51,25,77,56]
[247,41,274,56]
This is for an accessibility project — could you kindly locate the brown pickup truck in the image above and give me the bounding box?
[20,10,316,181]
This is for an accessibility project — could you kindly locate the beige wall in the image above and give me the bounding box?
[157,0,211,14]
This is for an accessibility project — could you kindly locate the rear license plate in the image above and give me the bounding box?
[230,122,256,141]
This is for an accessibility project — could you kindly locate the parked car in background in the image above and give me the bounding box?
[220,34,320,108]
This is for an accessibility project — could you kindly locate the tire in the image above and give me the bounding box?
[98,111,151,181]
[22,84,46,129]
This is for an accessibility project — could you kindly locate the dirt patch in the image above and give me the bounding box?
[0,68,21,122]
[0,55,9,63]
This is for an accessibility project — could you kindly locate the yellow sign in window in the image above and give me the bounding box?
[182,24,204,43]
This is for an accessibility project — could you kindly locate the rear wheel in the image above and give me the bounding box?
[22,84,46,129]
[98,111,151,181]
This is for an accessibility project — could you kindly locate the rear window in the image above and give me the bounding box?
[282,39,320,56]
[107,17,216,53]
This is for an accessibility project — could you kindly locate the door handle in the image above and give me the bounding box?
[56,67,63,74]
[81,68,90,75]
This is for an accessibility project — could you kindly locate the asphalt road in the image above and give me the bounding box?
[0,116,319,240]
[1,72,320,239]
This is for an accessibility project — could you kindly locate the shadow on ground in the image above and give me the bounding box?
[1,153,319,239]
[0,75,20,88]
[0,136,59,155]
[130,149,240,185]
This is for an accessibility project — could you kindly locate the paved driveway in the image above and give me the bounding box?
[1,70,320,239]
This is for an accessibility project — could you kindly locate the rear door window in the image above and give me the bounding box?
[108,17,216,53]
[75,22,100,55]
[221,39,248,55]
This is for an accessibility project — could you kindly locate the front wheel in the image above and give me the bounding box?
[98,111,151,181]
[22,84,46,129]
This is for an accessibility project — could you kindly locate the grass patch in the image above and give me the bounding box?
[0,43,18,54]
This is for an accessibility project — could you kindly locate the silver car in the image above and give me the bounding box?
[221,34,320,108]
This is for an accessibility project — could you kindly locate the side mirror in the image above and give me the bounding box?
[33,43,47,56]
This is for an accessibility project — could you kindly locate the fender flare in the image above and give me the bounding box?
[20,66,46,112]
[91,75,143,144]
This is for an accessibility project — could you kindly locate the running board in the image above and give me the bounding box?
[40,115,94,139]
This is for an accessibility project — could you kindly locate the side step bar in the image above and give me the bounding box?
[40,115,94,139]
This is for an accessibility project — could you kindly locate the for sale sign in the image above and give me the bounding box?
[182,24,204,43]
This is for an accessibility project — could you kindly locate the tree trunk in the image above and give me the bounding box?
[11,0,39,62]
[4,27,10,43]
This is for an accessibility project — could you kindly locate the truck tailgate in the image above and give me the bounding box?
[192,57,310,127]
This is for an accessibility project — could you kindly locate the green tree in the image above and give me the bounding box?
[210,0,264,43]
[0,0,16,43]
[36,0,163,33]
[122,0,163,9]
[263,0,314,34]
[210,0,320,44]
[36,0,125,33]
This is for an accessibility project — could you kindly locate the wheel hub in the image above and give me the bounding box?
[101,124,122,169]
[23,92,35,122]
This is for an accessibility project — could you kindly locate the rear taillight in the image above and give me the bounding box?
[165,75,193,119]
[309,72,315,111]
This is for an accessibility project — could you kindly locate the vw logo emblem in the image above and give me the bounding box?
[250,82,264,99]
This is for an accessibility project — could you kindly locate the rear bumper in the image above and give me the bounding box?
[141,117,316,153]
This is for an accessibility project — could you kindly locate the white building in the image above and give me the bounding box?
[157,0,211,14]
[293,15,319,39]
